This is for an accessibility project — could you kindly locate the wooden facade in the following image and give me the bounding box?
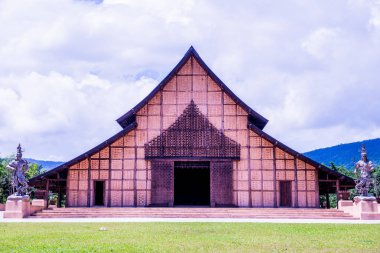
[30,47,355,208]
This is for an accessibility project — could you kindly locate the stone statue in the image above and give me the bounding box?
[6,144,29,196]
[354,145,374,197]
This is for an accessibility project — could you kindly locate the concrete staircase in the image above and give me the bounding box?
[30,207,357,219]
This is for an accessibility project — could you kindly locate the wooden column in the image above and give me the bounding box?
[315,169,320,208]
[169,161,174,207]
[336,179,340,202]
[66,167,70,207]
[272,145,277,207]
[121,143,125,207]
[108,146,112,207]
[45,179,50,209]
[325,191,330,209]
[260,135,264,207]
[210,161,215,207]
[248,133,252,207]
[133,135,137,207]
[293,157,299,208]
[87,156,91,207]
[56,173,61,208]
[57,186,62,208]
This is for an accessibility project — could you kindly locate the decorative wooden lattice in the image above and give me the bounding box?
[145,101,240,159]
[151,161,173,206]
[212,161,233,206]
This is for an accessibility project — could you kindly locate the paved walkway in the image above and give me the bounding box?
[1,211,380,224]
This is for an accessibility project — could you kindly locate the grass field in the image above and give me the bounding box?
[0,223,379,252]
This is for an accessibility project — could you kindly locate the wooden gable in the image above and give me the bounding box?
[116,46,268,130]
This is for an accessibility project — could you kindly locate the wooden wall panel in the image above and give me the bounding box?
[123,191,134,206]
[100,148,109,158]
[193,91,207,105]
[148,92,161,105]
[148,105,161,115]
[193,76,207,91]
[237,191,249,207]
[163,77,176,91]
[110,191,122,207]
[208,104,222,116]
[251,160,261,170]
[91,160,99,170]
[263,192,274,207]
[252,191,262,207]
[208,91,222,104]
[162,92,175,104]
[111,160,122,170]
[177,76,192,93]
[177,59,192,75]
[91,171,99,180]
[177,92,192,104]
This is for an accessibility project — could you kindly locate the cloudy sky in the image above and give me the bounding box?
[1,0,380,161]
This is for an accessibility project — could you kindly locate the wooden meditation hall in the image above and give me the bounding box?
[30,47,354,208]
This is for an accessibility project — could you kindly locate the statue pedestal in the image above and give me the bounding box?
[338,197,380,220]
[3,195,30,218]
[338,200,354,214]
[353,196,380,220]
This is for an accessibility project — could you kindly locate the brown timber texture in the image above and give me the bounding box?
[66,56,318,208]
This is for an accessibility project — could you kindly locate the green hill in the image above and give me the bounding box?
[303,138,380,169]
[25,158,63,170]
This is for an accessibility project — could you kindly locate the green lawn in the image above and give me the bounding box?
[0,223,379,252]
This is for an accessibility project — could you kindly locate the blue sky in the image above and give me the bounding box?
[1,0,380,161]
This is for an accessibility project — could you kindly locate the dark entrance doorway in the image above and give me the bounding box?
[94,181,105,206]
[174,161,210,206]
[280,181,292,207]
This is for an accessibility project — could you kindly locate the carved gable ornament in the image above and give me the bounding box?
[145,101,240,159]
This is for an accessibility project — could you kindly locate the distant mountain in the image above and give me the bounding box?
[19,138,380,171]
[304,138,380,169]
[25,158,64,171]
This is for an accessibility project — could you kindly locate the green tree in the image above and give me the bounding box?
[0,158,12,203]
[0,156,44,203]
[370,166,380,197]
[26,163,43,180]
[329,162,355,178]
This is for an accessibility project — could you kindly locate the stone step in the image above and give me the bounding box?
[30,207,357,219]
[30,214,357,219]
[36,208,345,212]
[37,209,345,213]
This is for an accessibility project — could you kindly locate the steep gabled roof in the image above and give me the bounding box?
[116,46,268,130]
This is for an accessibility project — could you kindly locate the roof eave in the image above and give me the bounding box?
[247,123,355,184]
[29,122,137,183]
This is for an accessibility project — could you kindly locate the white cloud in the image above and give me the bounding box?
[0,0,380,160]
[302,28,339,60]
[369,0,380,28]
